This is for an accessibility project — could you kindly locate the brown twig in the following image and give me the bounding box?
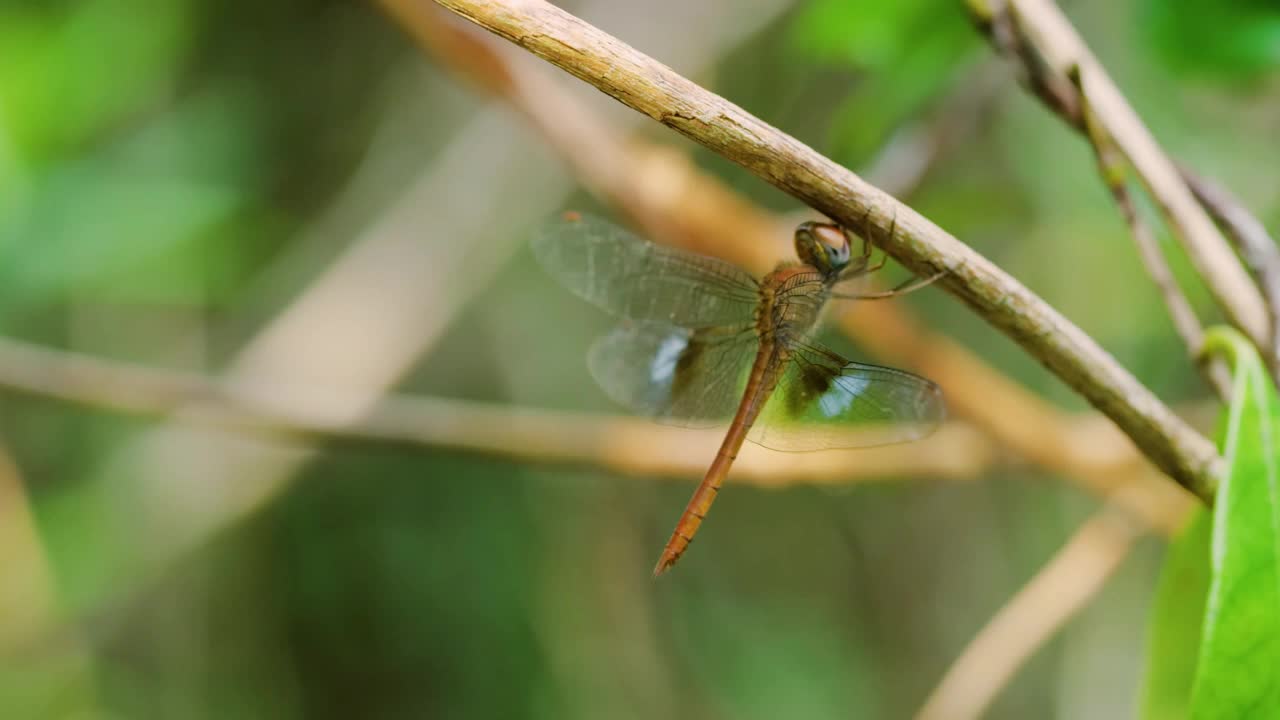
[968,0,1271,367]
[1182,171,1280,379]
[914,503,1146,720]
[1068,66,1231,401]
[0,334,1005,485]
[384,0,785,267]
[429,0,1219,502]
[969,0,1082,127]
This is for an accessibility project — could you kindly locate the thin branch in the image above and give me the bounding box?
[914,504,1145,720]
[969,0,1082,127]
[430,0,1219,502]
[1182,170,1280,379]
[968,0,1271,366]
[0,335,1004,485]
[972,0,1268,349]
[1068,66,1231,401]
[385,0,786,269]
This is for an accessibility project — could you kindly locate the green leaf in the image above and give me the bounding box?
[1190,326,1280,717]
[1141,509,1211,720]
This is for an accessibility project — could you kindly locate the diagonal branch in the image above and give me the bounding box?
[968,0,1273,369]
[1069,66,1231,401]
[1182,171,1280,379]
[431,0,1219,502]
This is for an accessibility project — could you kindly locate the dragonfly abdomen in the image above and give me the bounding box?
[652,339,786,576]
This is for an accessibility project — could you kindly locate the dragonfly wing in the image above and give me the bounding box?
[750,340,944,451]
[533,213,759,327]
[588,323,757,427]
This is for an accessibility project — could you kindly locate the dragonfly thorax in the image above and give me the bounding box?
[756,265,830,341]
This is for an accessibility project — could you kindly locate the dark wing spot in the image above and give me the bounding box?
[670,330,709,401]
[787,361,836,416]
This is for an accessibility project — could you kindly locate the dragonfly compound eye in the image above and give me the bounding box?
[794,221,851,273]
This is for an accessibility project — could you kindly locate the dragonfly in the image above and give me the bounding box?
[532,211,945,576]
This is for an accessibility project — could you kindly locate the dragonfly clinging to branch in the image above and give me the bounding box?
[532,211,945,576]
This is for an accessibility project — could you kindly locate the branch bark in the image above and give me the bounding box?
[1069,67,1231,401]
[1183,170,1280,378]
[969,0,1279,384]
[431,0,1220,502]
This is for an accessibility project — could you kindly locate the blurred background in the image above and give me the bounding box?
[1,0,1277,717]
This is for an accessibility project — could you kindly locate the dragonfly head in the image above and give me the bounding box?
[794,221,851,276]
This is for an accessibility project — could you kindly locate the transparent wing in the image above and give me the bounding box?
[588,322,757,427]
[750,340,944,451]
[532,213,759,327]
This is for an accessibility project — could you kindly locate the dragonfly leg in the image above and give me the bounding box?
[834,206,897,281]
[851,206,875,267]
[830,268,945,300]
[830,208,946,298]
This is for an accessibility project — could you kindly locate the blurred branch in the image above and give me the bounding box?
[967,0,1274,372]
[0,336,999,485]
[425,0,1219,503]
[382,0,786,267]
[915,503,1148,720]
[861,65,1003,199]
[1069,66,1231,401]
[835,300,1194,537]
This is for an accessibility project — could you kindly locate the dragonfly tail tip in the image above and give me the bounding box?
[652,555,676,578]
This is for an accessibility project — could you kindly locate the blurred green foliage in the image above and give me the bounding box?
[0,0,251,314]
[787,0,979,164]
[1143,0,1280,79]
[1141,511,1209,719]
[0,0,1276,718]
